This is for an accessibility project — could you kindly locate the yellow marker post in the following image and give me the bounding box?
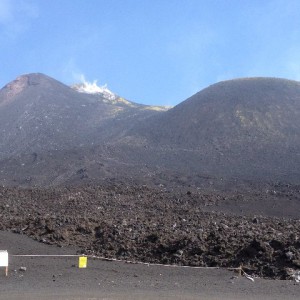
[79,256,87,268]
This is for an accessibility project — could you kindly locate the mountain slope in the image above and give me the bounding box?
[0,74,299,186]
[0,73,165,160]
[127,78,300,181]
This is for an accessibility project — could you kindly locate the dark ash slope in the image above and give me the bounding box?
[129,78,300,182]
[0,73,166,186]
[0,75,300,186]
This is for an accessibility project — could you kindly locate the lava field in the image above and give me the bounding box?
[1,183,300,279]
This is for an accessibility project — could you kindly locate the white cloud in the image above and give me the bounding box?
[60,58,85,84]
[0,0,38,39]
[60,58,103,86]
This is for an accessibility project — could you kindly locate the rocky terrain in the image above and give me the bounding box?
[0,73,300,281]
[0,182,299,279]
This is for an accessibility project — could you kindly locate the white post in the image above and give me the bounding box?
[0,251,8,276]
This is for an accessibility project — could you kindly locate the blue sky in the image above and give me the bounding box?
[1,0,300,106]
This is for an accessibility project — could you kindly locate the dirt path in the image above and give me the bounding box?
[0,231,299,300]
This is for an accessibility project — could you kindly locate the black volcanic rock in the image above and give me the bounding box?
[0,183,300,279]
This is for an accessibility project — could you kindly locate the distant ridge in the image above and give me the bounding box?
[0,73,165,163]
[127,77,300,182]
[0,74,299,186]
[135,77,300,145]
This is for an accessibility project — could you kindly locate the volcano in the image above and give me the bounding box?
[128,77,300,182]
[0,74,299,186]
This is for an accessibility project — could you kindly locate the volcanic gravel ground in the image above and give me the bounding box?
[0,183,300,279]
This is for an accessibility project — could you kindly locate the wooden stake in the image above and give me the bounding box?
[238,264,242,277]
[5,266,8,277]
